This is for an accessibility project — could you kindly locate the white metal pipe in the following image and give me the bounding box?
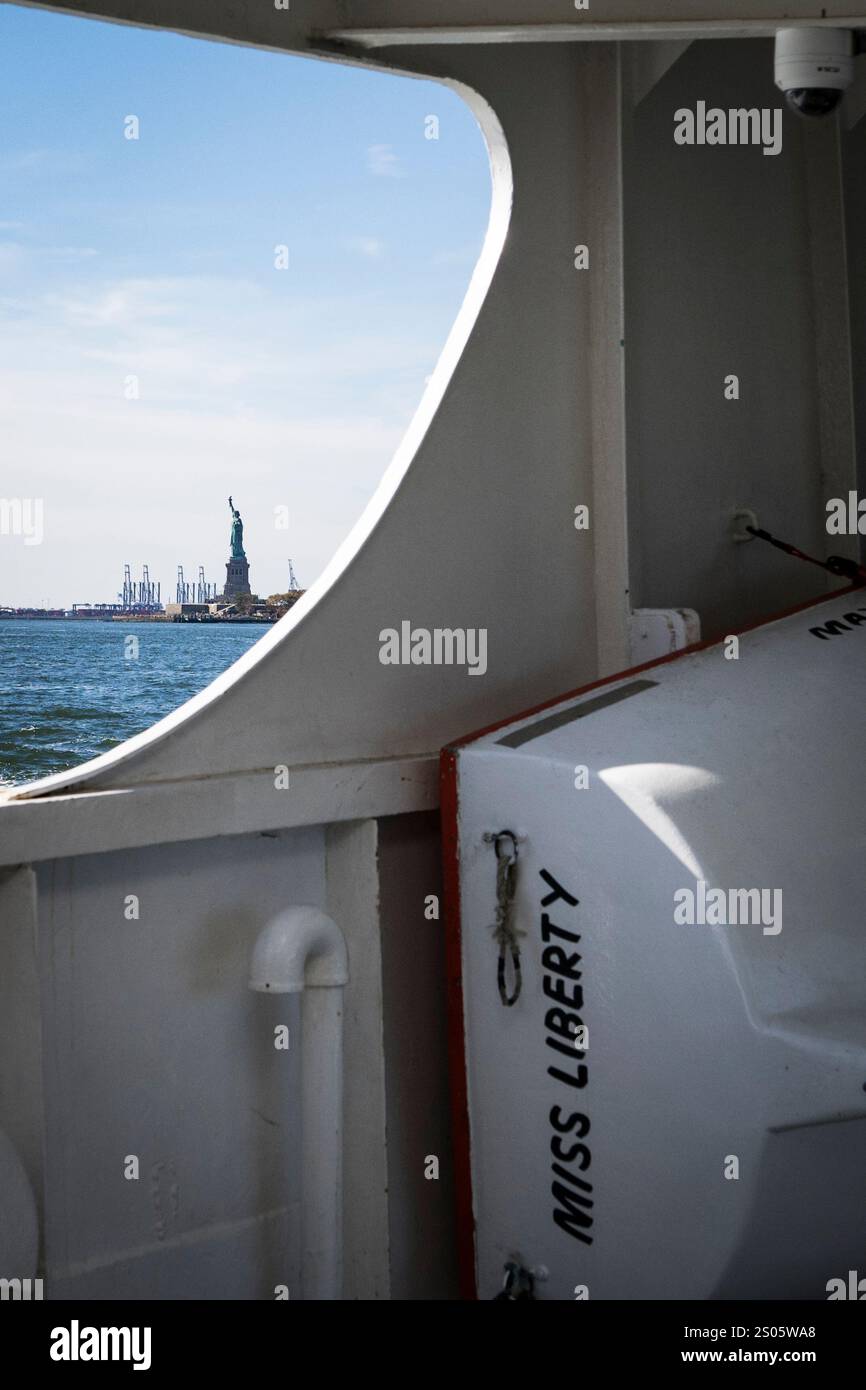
[249,907,349,1301]
[301,988,343,1300]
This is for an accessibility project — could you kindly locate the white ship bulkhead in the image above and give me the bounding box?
[1,0,865,1301]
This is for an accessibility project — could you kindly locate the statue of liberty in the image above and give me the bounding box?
[228,496,246,558]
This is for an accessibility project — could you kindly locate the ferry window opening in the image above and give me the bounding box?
[0,5,490,787]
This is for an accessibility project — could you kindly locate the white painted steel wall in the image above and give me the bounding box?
[625,38,857,638]
[35,829,320,1298]
[19,0,866,48]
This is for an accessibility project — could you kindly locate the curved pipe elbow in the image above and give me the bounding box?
[249,906,349,993]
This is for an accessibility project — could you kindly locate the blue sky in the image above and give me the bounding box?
[0,4,490,606]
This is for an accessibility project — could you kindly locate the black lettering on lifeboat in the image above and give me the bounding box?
[540,868,593,1244]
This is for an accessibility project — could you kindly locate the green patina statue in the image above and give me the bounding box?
[228,496,246,558]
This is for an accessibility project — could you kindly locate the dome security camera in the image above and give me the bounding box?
[774,28,856,118]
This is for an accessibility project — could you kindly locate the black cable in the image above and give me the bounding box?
[746,526,866,584]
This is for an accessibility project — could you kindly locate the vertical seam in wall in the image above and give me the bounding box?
[804,117,858,572]
[587,43,632,677]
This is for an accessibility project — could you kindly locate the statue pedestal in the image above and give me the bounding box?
[223,556,251,600]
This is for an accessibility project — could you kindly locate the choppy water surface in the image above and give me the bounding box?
[0,619,265,786]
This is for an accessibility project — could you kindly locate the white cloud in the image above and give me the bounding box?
[47,278,199,328]
[345,236,385,259]
[0,272,440,605]
[0,273,438,399]
[366,143,403,178]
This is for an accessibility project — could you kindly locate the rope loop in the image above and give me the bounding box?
[486,829,524,1006]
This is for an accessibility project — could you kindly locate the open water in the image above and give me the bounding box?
[0,619,265,786]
